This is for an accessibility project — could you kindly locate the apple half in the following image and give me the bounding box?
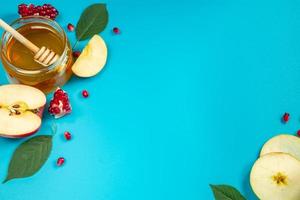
[260,134,300,160]
[0,84,46,138]
[72,34,107,77]
[250,153,300,200]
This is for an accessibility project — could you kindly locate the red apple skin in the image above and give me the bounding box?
[36,105,45,118]
[0,127,40,139]
[0,104,45,139]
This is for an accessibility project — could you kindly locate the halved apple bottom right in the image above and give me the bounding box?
[251,134,300,200]
[250,153,300,200]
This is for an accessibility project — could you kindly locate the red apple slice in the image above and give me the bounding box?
[0,84,46,138]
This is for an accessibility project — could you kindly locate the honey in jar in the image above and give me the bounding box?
[1,16,73,93]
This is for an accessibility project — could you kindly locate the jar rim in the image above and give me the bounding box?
[1,16,69,75]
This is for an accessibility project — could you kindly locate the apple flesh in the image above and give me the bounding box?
[0,84,46,138]
[250,153,300,200]
[260,134,300,160]
[72,35,107,77]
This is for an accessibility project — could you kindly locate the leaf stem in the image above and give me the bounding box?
[72,40,79,50]
[51,123,58,137]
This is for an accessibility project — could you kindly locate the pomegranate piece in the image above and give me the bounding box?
[48,88,71,118]
[18,3,59,19]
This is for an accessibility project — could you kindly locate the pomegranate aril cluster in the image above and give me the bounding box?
[48,88,72,118]
[18,3,59,19]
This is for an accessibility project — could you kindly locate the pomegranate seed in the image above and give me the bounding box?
[64,131,72,140]
[36,6,42,11]
[56,157,65,166]
[72,51,81,58]
[40,10,46,15]
[113,27,120,34]
[18,4,27,10]
[50,13,56,19]
[282,113,290,123]
[56,88,64,93]
[52,107,60,115]
[82,90,89,98]
[28,4,35,9]
[297,130,300,137]
[67,23,75,31]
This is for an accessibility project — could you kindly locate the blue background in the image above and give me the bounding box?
[0,0,300,199]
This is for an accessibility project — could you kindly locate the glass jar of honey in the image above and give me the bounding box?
[1,16,73,93]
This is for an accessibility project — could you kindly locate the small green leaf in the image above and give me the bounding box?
[4,135,53,183]
[210,184,246,200]
[76,3,109,41]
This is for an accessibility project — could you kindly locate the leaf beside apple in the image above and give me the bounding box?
[4,135,53,183]
[210,184,246,200]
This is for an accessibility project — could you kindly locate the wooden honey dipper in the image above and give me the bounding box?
[0,18,59,66]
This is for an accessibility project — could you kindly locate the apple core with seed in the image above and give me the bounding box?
[0,84,46,138]
[250,153,300,200]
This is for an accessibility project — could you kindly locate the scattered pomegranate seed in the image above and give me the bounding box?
[113,27,120,34]
[56,157,65,166]
[72,51,81,58]
[82,90,89,98]
[297,130,300,137]
[18,3,59,19]
[67,23,74,31]
[48,88,72,118]
[282,113,290,123]
[64,131,72,140]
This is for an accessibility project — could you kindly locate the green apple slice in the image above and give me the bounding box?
[250,153,300,200]
[260,134,300,160]
[72,35,107,77]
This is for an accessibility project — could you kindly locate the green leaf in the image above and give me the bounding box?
[76,3,109,41]
[4,135,53,183]
[210,184,246,200]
